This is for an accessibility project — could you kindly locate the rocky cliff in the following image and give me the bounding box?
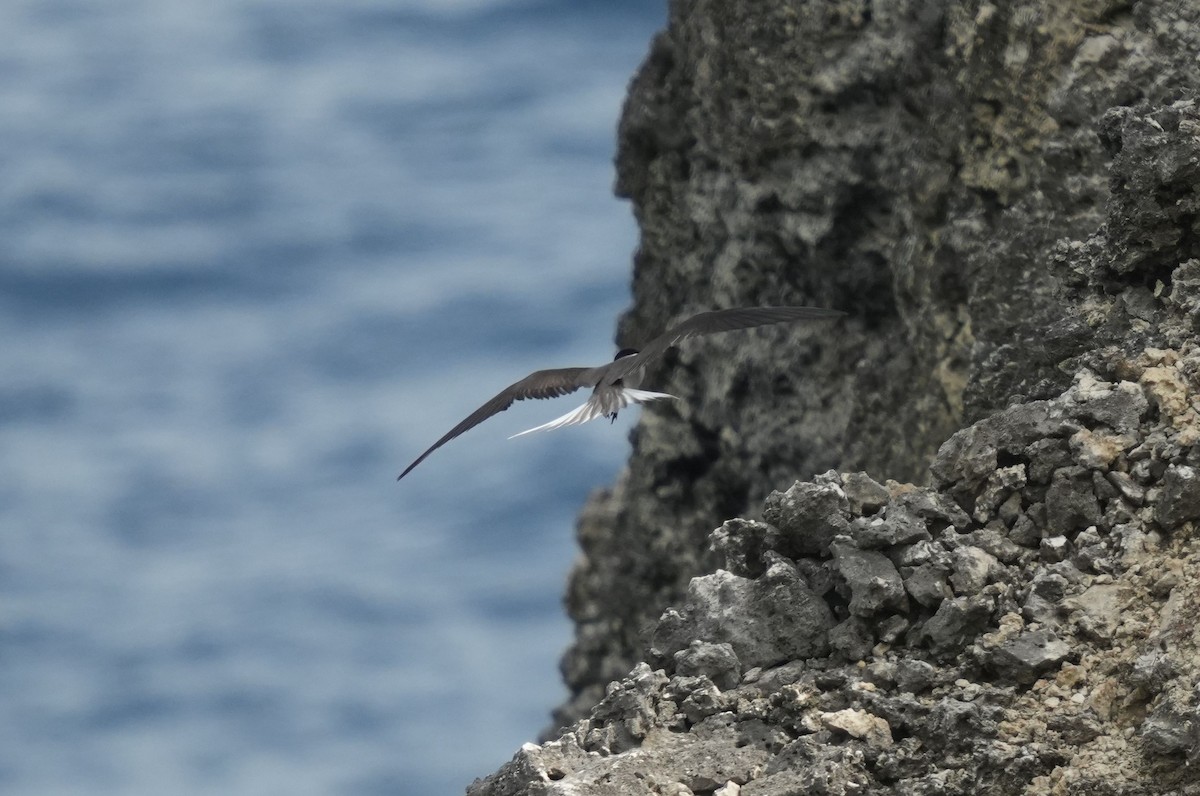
[471,1,1200,793]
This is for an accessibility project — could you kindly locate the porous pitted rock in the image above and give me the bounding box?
[650,556,835,670]
[478,347,1200,793]
[1155,465,1200,529]
[473,0,1200,793]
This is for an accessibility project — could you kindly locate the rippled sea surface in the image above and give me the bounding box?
[0,1,663,792]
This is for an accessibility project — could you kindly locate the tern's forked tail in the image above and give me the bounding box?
[508,388,677,439]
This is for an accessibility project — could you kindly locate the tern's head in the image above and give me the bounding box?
[614,347,639,361]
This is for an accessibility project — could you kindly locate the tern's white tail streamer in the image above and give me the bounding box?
[509,388,677,438]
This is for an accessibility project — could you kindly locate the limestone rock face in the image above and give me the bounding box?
[470,1,1200,794]
[476,361,1200,796]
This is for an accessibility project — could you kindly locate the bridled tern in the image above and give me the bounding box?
[396,305,844,481]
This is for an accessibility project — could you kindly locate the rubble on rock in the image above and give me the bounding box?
[472,352,1200,795]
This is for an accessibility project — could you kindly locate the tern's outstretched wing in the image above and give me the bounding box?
[397,366,599,480]
[608,306,845,381]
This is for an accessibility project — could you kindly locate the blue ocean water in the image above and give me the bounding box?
[0,1,664,793]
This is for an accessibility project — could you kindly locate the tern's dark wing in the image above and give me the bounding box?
[609,306,845,380]
[397,366,600,481]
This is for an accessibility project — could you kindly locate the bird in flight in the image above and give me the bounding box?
[397,306,844,481]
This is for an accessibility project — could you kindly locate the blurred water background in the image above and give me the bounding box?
[0,1,664,793]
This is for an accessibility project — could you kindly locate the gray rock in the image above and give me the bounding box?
[904,563,951,608]
[1168,259,1200,323]
[892,488,972,531]
[963,527,1026,564]
[1047,709,1104,745]
[849,506,931,548]
[674,641,742,691]
[1119,286,1158,322]
[893,538,948,568]
[932,402,1066,491]
[817,708,894,749]
[1073,525,1102,548]
[1092,470,1119,503]
[1025,501,1048,534]
[985,630,1071,684]
[841,471,890,514]
[739,661,806,695]
[581,663,671,753]
[1022,563,1084,625]
[1130,651,1176,695]
[1116,523,1162,566]
[709,518,777,577]
[762,480,850,557]
[861,660,897,688]
[1040,535,1071,563]
[894,659,938,694]
[1063,582,1133,641]
[973,464,1028,522]
[1141,702,1199,757]
[877,615,910,644]
[921,595,993,658]
[651,558,834,669]
[1044,469,1103,534]
[830,540,908,616]
[1069,377,1148,433]
[1104,496,1138,528]
[1021,593,1061,626]
[1072,526,1111,573]
[467,734,595,796]
[997,491,1024,525]
[1154,465,1200,528]
[479,663,773,795]
[748,736,868,794]
[672,675,723,725]
[949,546,1000,594]
[792,556,837,597]
[1008,513,1040,547]
[930,425,998,490]
[1026,439,1073,484]
[1131,458,1155,484]
[828,616,874,661]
